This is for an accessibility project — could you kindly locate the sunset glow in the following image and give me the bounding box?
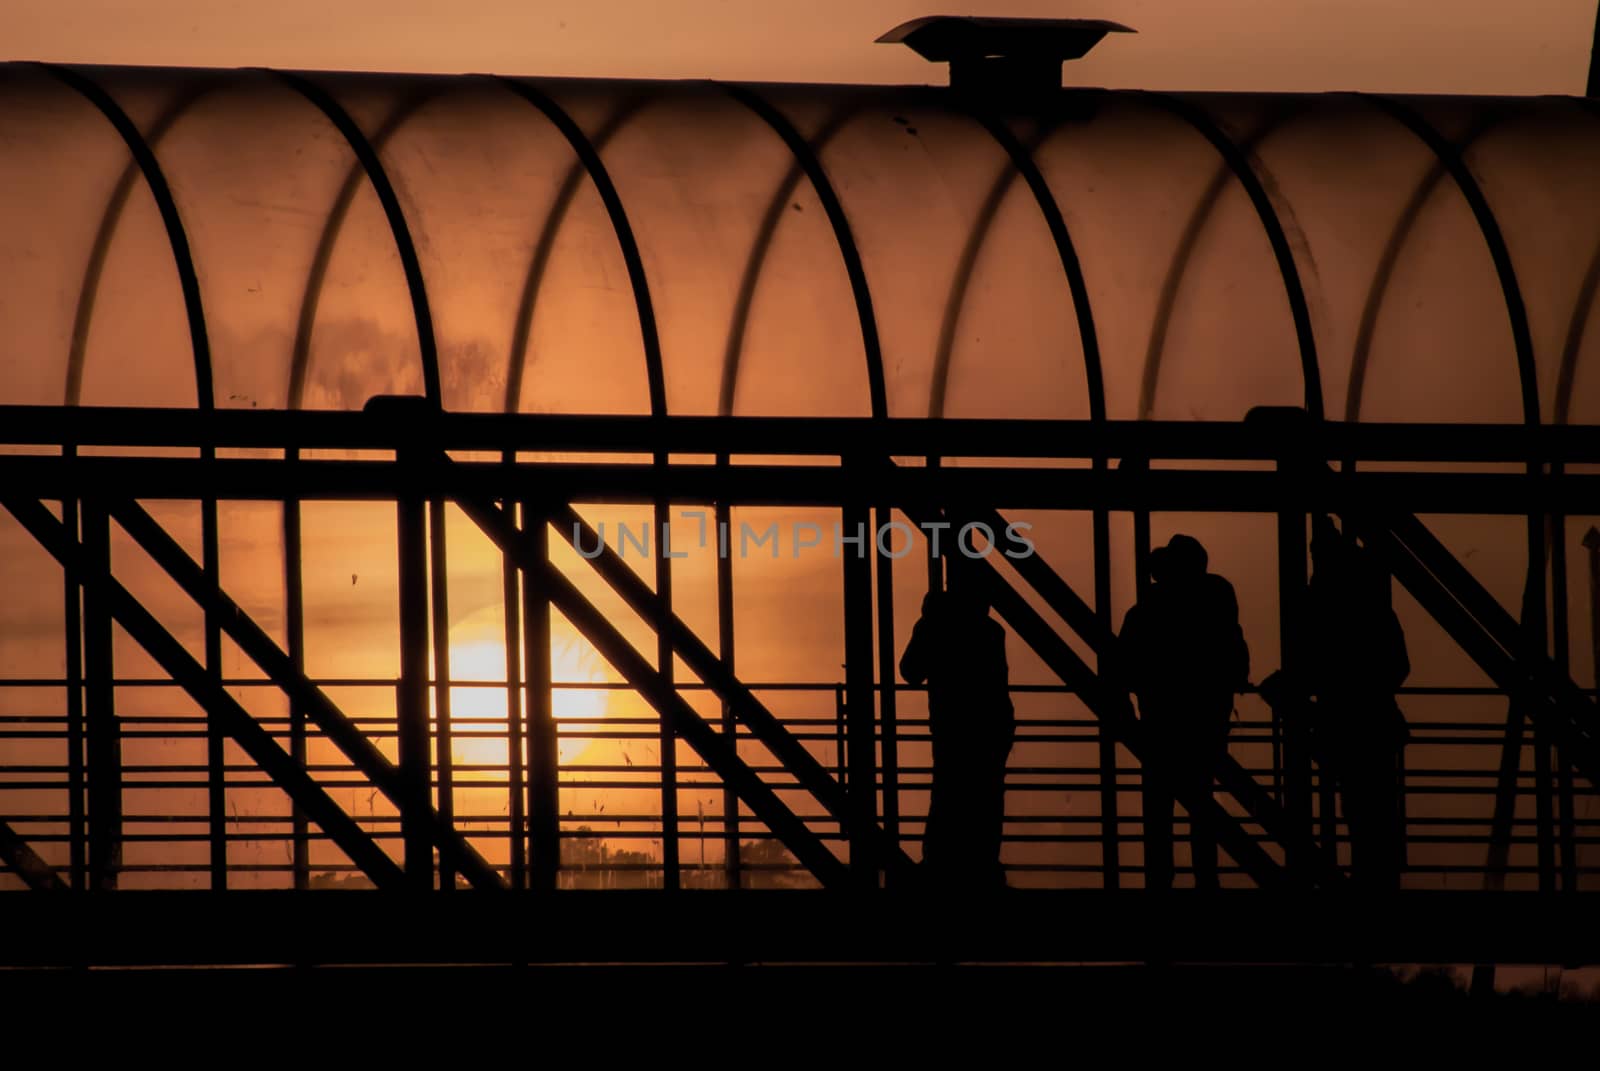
[446,607,611,771]
[3,2,1600,1012]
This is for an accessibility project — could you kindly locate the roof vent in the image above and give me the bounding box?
[878,15,1134,98]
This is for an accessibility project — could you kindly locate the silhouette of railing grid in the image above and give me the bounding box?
[3,677,1595,889]
[2,406,1599,899]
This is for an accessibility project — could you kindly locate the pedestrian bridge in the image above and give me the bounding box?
[1,52,1599,970]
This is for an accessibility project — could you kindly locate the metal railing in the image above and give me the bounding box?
[2,404,1598,897]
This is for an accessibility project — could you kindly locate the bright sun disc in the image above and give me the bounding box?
[445,607,610,768]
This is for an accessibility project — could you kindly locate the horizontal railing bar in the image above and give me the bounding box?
[10,814,1600,833]
[0,677,1553,697]
[2,453,1599,512]
[5,405,1600,463]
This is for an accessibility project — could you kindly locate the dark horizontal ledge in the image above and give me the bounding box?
[0,889,1595,968]
[0,454,1594,513]
[1,404,1599,462]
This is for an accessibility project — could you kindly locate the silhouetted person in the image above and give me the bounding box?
[899,563,1015,889]
[1304,516,1409,890]
[1114,535,1249,890]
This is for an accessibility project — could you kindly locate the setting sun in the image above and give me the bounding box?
[445,606,611,770]
[5,1,1600,1018]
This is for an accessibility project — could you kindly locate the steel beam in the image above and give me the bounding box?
[99,496,504,888]
[7,455,1600,516]
[0,820,65,891]
[1,495,406,889]
[81,500,119,891]
[7,406,1600,463]
[716,496,741,889]
[1349,515,1600,791]
[523,512,559,891]
[284,495,310,890]
[457,493,850,887]
[841,482,879,885]
[502,500,527,890]
[536,502,913,872]
[397,475,434,887]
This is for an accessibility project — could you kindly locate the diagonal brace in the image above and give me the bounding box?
[455,492,853,887]
[102,496,505,889]
[538,502,915,872]
[0,819,66,891]
[1350,514,1600,790]
[2,493,406,889]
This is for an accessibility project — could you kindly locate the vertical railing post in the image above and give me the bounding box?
[715,490,741,889]
[921,470,943,884]
[284,483,310,890]
[81,498,120,891]
[523,506,558,890]
[1524,453,1554,892]
[396,444,433,889]
[1580,527,1600,887]
[1276,531,1312,879]
[925,459,945,593]
[873,499,900,882]
[62,459,87,890]
[1584,528,1600,694]
[502,493,527,890]
[656,494,680,890]
[1093,460,1119,889]
[835,685,848,787]
[429,497,456,891]
[1534,720,1557,891]
[203,491,226,889]
[841,454,878,887]
[1272,417,1313,883]
[1124,454,1152,887]
[1550,509,1577,895]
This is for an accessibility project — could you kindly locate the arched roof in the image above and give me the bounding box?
[3,65,1599,426]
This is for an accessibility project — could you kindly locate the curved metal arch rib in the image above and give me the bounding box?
[1140,110,1297,420]
[1554,239,1600,426]
[270,71,441,408]
[505,95,652,414]
[1552,99,1600,427]
[1359,99,1546,901]
[495,77,665,417]
[718,83,888,420]
[64,83,219,406]
[44,65,214,410]
[1358,96,1538,428]
[939,109,1107,423]
[283,83,634,415]
[1347,116,1499,422]
[718,104,861,417]
[1138,93,1323,420]
[287,89,443,410]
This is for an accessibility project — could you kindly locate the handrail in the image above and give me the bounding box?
[3,405,1600,461]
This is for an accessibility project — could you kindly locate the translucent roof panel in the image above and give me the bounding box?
[2,65,1598,425]
[758,84,1091,420]
[1033,94,1300,422]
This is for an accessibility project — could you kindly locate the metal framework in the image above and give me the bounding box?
[2,64,1600,968]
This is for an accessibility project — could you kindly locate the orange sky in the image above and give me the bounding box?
[1,0,1596,94]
